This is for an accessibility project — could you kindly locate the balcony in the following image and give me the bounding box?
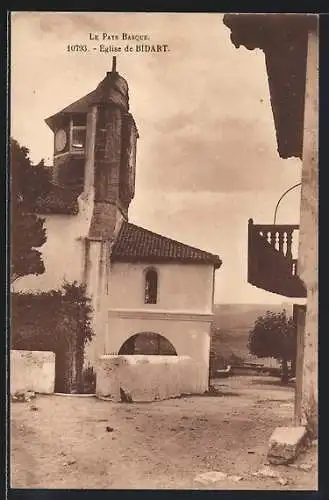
[248,219,306,298]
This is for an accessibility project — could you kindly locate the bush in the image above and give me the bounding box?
[81,366,96,394]
[11,281,94,393]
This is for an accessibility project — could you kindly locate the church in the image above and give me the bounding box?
[14,57,222,390]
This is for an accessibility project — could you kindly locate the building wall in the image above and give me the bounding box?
[106,314,211,358]
[12,195,94,293]
[99,314,212,390]
[296,27,318,435]
[84,260,216,379]
[108,261,214,313]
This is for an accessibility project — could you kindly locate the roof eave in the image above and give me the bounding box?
[223,13,317,160]
[215,259,223,270]
[111,255,222,268]
[45,115,56,131]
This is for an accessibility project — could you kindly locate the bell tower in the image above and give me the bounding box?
[43,58,139,366]
[87,56,139,239]
[45,56,139,240]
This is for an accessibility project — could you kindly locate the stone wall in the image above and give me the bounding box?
[96,354,206,402]
[11,350,55,394]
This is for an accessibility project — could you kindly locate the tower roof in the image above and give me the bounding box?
[45,57,129,131]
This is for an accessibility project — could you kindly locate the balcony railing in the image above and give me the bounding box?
[248,219,306,298]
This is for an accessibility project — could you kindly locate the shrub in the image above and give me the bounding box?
[11,281,94,393]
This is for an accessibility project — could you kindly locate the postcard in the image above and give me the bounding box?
[9,12,318,491]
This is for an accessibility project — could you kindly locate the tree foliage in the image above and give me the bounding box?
[248,309,296,382]
[12,281,94,349]
[10,138,49,282]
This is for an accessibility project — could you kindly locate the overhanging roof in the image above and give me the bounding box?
[223,13,318,159]
[112,221,222,269]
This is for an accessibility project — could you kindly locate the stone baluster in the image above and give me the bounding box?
[267,231,273,245]
[286,229,293,261]
[278,230,284,254]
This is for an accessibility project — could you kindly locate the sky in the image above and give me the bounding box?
[11,12,303,305]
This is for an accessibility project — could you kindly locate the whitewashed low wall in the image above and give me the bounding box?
[10,350,55,395]
[96,355,207,402]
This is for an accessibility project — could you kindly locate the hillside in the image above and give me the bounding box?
[211,302,293,361]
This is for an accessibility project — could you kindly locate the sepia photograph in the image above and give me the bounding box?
[9,11,318,490]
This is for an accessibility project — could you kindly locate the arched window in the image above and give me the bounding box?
[144,268,158,304]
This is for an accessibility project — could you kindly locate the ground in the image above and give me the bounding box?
[11,375,317,490]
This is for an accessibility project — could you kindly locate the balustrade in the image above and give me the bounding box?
[248,219,306,298]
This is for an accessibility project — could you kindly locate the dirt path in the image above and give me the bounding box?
[10,376,317,490]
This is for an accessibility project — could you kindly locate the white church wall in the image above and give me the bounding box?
[12,196,94,293]
[108,261,214,313]
[96,354,207,401]
[84,260,215,374]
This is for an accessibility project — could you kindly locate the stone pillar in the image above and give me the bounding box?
[293,304,306,423]
[83,105,98,197]
[295,24,319,436]
[83,238,104,367]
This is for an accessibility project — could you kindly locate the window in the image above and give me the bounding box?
[144,268,158,304]
[72,126,86,151]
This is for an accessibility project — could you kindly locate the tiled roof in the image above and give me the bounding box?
[111,221,222,268]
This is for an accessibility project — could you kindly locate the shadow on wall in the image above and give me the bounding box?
[118,332,177,356]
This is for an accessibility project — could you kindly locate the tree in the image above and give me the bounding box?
[10,138,48,283]
[248,309,296,383]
